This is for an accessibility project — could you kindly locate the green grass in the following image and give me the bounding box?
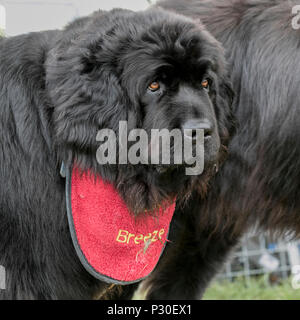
[203,277,300,300]
[133,276,300,300]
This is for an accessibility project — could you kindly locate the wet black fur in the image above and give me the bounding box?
[143,0,300,299]
[0,7,233,299]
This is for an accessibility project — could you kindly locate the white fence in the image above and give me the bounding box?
[219,233,300,283]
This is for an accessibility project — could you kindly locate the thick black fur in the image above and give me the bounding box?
[143,0,300,299]
[0,7,233,299]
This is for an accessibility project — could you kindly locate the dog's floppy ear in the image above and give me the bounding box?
[45,39,129,169]
[81,40,141,131]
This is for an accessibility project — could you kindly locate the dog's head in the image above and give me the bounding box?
[46,8,234,214]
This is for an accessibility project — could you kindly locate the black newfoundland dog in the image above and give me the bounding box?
[141,0,300,299]
[0,7,234,299]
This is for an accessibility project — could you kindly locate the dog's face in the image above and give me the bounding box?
[121,29,223,170]
[46,8,234,214]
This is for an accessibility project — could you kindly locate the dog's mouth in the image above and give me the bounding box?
[91,126,219,214]
[153,163,180,174]
[145,130,215,177]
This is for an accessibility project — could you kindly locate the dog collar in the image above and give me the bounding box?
[62,164,175,285]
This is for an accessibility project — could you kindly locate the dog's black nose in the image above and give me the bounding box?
[182,119,213,140]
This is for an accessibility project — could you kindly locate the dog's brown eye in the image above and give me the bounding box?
[148,81,160,92]
[201,79,209,90]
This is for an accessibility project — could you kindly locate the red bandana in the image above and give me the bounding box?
[65,166,176,284]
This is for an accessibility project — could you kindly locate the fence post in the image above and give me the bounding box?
[0,265,5,290]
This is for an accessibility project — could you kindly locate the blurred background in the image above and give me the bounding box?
[0,0,157,36]
[1,0,300,300]
[203,232,300,300]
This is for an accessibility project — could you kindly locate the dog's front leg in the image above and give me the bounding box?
[142,199,241,300]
